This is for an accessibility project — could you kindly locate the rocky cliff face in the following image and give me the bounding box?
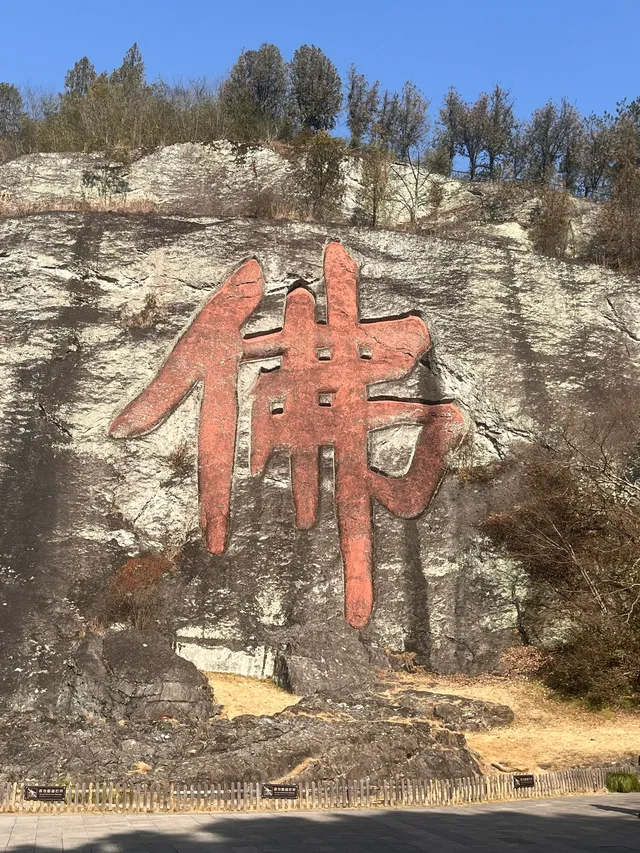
[0,148,639,716]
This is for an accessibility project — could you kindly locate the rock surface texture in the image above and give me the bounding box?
[59,630,214,723]
[1,147,639,714]
[0,685,490,782]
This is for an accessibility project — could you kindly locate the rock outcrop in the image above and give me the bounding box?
[0,147,639,714]
[58,631,214,723]
[293,689,514,732]
[274,617,387,695]
[0,691,483,783]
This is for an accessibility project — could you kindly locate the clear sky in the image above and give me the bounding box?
[2,0,638,119]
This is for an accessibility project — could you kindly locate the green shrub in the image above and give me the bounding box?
[292,131,347,221]
[606,772,640,793]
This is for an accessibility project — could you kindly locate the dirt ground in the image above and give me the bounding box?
[385,671,640,773]
[205,670,640,773]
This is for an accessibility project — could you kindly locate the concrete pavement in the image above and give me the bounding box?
[0,793,638,852]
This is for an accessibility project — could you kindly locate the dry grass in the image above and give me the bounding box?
[0,193,158,218]
[385,671,640,773]
[204,672,299,719]
[203,668,639,773]
[120,293,165,331]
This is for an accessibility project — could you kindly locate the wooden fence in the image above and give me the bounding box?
[0,766,636,814]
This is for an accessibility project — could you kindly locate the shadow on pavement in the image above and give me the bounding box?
[592,803,639,817]
[0,796,639,852]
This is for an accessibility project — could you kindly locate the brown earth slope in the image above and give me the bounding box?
[383,672,640,773]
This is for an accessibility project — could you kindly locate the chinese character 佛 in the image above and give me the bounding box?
[109,242,465,628]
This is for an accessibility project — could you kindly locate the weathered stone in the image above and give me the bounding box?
[58,631,214,723]
[274,617,386,695]
[0,149,639,709]
[0,706,480,783]
[291,688,514,731]
[419,694,514,731]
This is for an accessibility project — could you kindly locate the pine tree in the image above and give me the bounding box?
[345,65,378,148]
[64,57,97,98]
[0,83,23,136]
[111,43,145,91]
[289,45,342,132]
[221,44,288,139]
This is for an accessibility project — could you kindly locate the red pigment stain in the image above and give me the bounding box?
[109,243,465,629]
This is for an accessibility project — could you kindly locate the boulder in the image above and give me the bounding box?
[274,617,387,695]
[59,630,214,723]
[291,688,514,731]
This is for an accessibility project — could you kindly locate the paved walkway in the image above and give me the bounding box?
[0,794,638,852]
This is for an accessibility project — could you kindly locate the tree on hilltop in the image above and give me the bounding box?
[111,43,146,91]
[64,57,97,99]
[484,85,515,178]
[524,99,582,185]
[437,87,464,174]
[345,65,378,149]
[0,83,23,137]
[289,45,342,132]
[221,43,288,139]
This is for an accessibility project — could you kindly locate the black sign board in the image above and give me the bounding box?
[513,775,535,789]
[24,786,66,802]
[261,784,299,800]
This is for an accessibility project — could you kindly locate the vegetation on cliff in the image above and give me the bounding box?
[1,42,640,267]
[482,394,640,708]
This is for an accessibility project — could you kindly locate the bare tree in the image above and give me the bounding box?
[389,147,445,229]
[481,395,640,706]
[591,116,640,269]
[357,143,392,227]
[529,189,574,257]
[485,85,515,178]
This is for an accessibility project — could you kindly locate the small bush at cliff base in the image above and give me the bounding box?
[106,554,177,631]
[606,772,640,793]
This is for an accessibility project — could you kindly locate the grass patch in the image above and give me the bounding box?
[606,772,640,793]
[0,194,158,218]
[204,672,299,719]
[384,670,640,773]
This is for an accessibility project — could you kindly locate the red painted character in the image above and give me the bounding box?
[109,242,465,629]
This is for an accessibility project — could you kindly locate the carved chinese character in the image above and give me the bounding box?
[110,242,465,628]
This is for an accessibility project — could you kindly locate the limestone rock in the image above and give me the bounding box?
[274,617,386,695]
[59,631,214,723]
[291,689,514,731]
[0,707,480,783]
[0,153,639,707]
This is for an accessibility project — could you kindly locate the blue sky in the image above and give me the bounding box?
[2,0,638,119]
